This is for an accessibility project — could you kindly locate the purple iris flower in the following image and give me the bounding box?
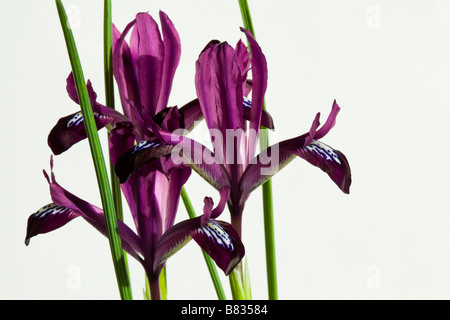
[117,28,351,238]
[25,11,246,299]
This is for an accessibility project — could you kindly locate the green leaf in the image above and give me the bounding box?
[55,0,132,300]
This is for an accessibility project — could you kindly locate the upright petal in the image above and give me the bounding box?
[314,100,341,140]
[195,41,245,135]
[113,20,141,120]
[135,12,164,120]
[241,28,268,159]
[156,11,181,113]
[235,40,250,84]
[161,167,191,233]
[65,73,97,107]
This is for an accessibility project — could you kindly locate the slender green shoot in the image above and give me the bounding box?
[55,0,132,300]
[159,265,168,300]
[103,0,130,279]
[238,0,278,300]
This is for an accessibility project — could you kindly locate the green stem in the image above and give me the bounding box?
[103,0,130,279]
[55,0,132,300]
[238,0,278,300]
[229,258,252,300]
[180,187,227,300]
[159,265,168,300]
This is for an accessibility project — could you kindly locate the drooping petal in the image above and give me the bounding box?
[191,219,245,275]
[47,104,131,155]
[153,193,244,276]
[294,140,351,194]
[25,203,79,245]
[43,158,144,260]
[239,113,321,198]
[156,11,181,113]
[240,103,352,196]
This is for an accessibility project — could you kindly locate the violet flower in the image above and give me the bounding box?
[25,11,245,299]
[118,28,352,238]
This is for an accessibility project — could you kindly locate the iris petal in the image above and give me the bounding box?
[190,219,244,275]
[295,140,351,194]
[114,138,175,183]
[25,203,79,245]
[153,192,243,276]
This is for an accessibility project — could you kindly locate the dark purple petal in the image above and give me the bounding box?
[25,203,79,245]
[43,158,144,260]
[47,104,130,155]
[240,103,352,196]
[294,140,351,194]
[191,220,245,275]
[114,138,175,183]
[156,11,181,113]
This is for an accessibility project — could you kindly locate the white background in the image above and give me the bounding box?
[1,0,450,299]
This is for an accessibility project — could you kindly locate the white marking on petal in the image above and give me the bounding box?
[67,112,106,128]
[198,221,234,251]
[33,203,71,219]
[131,140,157,154]
[243,97,252,108]
[67,112,83,127]
[305,140,342,165]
